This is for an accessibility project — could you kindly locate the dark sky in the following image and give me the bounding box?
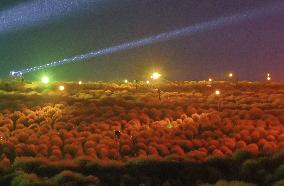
[0,0,283,81]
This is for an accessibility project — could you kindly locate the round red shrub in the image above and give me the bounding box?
[278,134,284,142]
[262,142,275,152]
[136,142,147,150]
[245,143,259,154]
[137,150,147,157]
[156,144,170,156]
[208,145,216,152]
[148,146,159,156]
[50,136,63,147]
[98,147,109,159]
[251,131,261,142]
[278,142,284,149]
[171,145,185,156]
[51,149,62,159]
[223,138,236,150]
[37,144,48,156]
[120,144,132,156]
[236,140,247,149]
[64,153,73,160]
[208,139,219,147]
[84,140,96,149]
[85,148,97,158]
[220,146,232,156]
[212,149,224,157]
[108,148,120,159]
[188,149,207,159]
[266,135,276,142]
[192,139,203,148]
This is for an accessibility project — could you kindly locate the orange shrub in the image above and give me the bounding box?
[245,143,259,154]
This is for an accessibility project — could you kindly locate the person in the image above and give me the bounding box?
[114,130,121,139]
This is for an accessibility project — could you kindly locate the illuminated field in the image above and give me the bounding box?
[0,80,284,185]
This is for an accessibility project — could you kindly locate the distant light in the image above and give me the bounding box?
[59,85,65,91]
[215,90,220,95]
[151,72,161,80]
[124,79,128,83]
[166,123,173,129]
[0,135,6,143]
[209,78,212,82]
[146,80,150,84]
[267,73,270,77]
[10,71,23,78]
[228,73,233,77]
[41,76,49,84]
[267,76,271,81]
[78,81,82,85]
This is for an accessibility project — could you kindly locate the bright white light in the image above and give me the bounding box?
[151,72,161,80]
[10,71,22,77]
[267,73,270,77]
[124,79,128,83]
[78,81,82,85]
[228,73,233,77]
[209,78,212,82]
[146,80,150,84]
[41,76,49,84]
[59,85,65,91]
[267,76,271,81]
[215,90,220,95]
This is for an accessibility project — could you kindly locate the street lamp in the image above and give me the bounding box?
[215,90,220,95]
[150,72,162,100]
[215,90,221,111]
[266,73,271,81]
[59,85,65,91]
[151,72,161,80]
[41,76,49,84]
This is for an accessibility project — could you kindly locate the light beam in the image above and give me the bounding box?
[10,2,284,76]
[0,0,100,34]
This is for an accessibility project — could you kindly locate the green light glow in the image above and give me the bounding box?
[41,76,49,84]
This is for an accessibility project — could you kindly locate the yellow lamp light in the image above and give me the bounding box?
[59,85,65,91]
[215,90,220,95]
[151,72,161,80]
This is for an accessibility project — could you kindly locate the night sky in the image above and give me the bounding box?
[0,0,283,81]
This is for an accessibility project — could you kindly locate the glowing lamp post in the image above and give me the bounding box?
[266,73,271,81]
[59,85,65,91]
[228,72,238,86]
[215,90,221,111]
[41,76,49,84]
[215,90,220,95]
[151,72,161,80]
[151,72,162,100]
